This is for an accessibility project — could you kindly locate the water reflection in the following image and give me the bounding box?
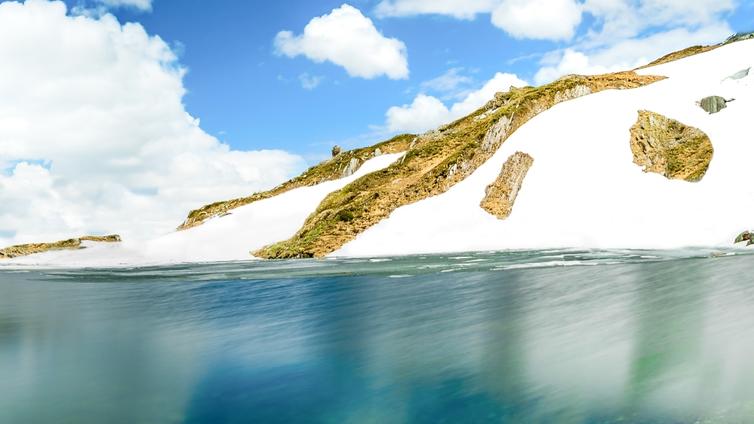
[1,254,754,423]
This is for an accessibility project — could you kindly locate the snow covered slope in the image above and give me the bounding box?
[3,153,404,266]
[336,39,754,257]
[5,38,754,265]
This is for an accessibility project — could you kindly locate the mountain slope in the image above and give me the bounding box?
[177,134,415,231]
[3,35,754,265]
[256,72,663,258]
[335,38,754,257]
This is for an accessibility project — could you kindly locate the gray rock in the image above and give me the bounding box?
[698,96,733,114]
[374,147,382,157]
[553,84,592,103]
[724,32,754,44]
[331,145,342,157]
[341,157,361,177]
[482,115,511,151]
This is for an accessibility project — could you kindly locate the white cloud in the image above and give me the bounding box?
[385,94,451,133]
[298,73,324,90]
[97,0,152,11]
[375,0,498,19]
[375,0,585,40]
[275,4,409,80]
[534,21,732,84]
[491,0,583,41]
[0,0,305,245]
[420,67,474,97]
[386,72,527,133]
[373,0,740,50]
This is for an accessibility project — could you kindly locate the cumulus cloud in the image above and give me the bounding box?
[298,73,324,90]
[420,67,474,97]
[491,0,583,41]
[373,0,741,75]
[97,0,152,11]
[0,0,305,246]
[375,0,498,19]
[385,72,527,133]
[275,4,409,80]
[534,19,733,84]
[375,0,584,40]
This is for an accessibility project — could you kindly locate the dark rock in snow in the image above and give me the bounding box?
[697,96,734,114]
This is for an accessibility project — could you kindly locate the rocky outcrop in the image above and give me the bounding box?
[341,157,362,177]
[724,31,754,44]
[553,84,592,103]
[331,145,341,157]
[480,152,534,219]
[482,115,511,152]
[698,96,733,114]
[630,110,714,182]
[735,231,754,246]
[80,235,122,243]
[0,235,121,259]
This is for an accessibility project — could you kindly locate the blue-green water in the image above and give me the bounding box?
[2,250,754,423]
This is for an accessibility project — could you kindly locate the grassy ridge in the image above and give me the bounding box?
[176,134,416,230]
[255,72,664,258]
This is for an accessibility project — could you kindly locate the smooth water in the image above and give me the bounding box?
[2,250,754,423]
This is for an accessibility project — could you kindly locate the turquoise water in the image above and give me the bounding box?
[2,249,754,423]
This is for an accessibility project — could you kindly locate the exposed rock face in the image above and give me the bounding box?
[698,96,733,114]
[341,157,362,177]
[553,84,592,103]
[0,235,121,259]
[630,110,714,182]
[482,115,511,151]
[331,145,342,157]
[481,152,534,219]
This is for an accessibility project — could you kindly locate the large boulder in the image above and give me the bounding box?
[480,152,534,219]
[698,96,733,114]
[629,110,714,182]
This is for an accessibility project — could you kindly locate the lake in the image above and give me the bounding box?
[1,249,754,423]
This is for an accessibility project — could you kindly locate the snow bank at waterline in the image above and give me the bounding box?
[335,40,754,257]
[3,153,404,267]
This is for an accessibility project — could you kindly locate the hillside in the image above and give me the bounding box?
[3,34,754,265]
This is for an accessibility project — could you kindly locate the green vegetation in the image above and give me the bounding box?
[177,134,416,230]
[0,234,121,259]
[638,30,754,69]
[256,72,664,258]
[630,110,713,182]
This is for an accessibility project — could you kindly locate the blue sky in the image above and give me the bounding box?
[105,0,546,157]
[60,0,754,159]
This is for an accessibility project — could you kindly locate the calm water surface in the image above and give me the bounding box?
[1,249,754,423]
